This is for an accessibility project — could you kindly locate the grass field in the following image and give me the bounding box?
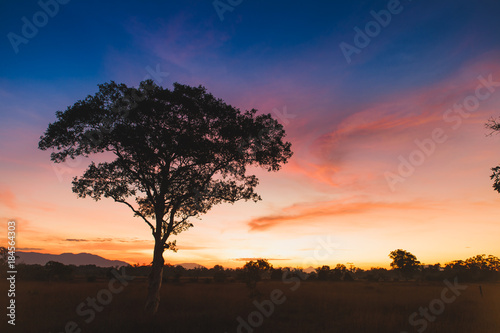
[1,279,499,333]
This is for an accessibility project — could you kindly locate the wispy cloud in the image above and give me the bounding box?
[0,187,17,210]
[286,54,500,190]
[64,237,146,243]
[248,198,426,232]
[178,245,212,250]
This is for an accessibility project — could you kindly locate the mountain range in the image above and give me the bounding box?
[16,251,130,267]
[15,251,208,269]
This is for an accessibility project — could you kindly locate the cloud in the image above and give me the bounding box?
[286,54,500,190]
[0,216,31,226]
[110,12,230,82]
[248,198,425,232]
[0,187,17,210]
[178,245,212,250]
[64,237,144,243]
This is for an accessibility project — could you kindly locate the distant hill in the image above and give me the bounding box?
[16,251,130,267]
[177,263,207,270]
[303,266,316,273]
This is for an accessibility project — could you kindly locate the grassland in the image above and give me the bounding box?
[1,279,499,333]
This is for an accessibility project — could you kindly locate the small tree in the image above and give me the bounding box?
[172,265,185,283]
[39,81,292,314]
[212,265,227,283]
[389,249,421,280]
[45,261,73,281]
[0,247,18,279]
[0,247,8,265]
[332,264,347,281]
[243,259,272,292]
[270,267,283,280]
[0,247,8,278]
[315,265,331,281]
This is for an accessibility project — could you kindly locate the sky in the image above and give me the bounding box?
[1,0,500,269]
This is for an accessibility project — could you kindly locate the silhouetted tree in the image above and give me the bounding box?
[172,265,185,283]
[316,265,331,281]
[0,247,8,278]
[17,264,47,281]
[212,265,227,283]
[486,117,500,192]
[389,249,421,279]
[332,264,347,281]
[270,267,283,280]
[161,263,174,282]
[45,261,73,281]
[421,263,443,281]
[465,254,500,271]
[343,271,354,281]
[445,254,500,281]
[243,259,272,294]
[365,267,389,281]
[38,81,292,314]
[0,247,18,279]
[307,270,318,280]
[0,247,7,264]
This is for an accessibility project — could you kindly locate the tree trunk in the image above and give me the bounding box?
[144,242,164,315]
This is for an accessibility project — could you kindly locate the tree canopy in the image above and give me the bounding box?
[39,80,292,246]
[389,249,421,278]
[38,80,293,314]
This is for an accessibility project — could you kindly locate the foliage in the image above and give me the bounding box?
[316,265,331,281]
[270,267,283,280]
[45,261,74,281]
[38,80,292,313]
[212,265,227,283]
[38,81,292,249]
[0,247,7,278]
[444,254,500,281]
[364,267,389,281]
[315,264,349,281]
[389,249,421,278]
[243,259,272,291]
[10,253,500,283]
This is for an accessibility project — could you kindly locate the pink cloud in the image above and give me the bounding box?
[248,197,427,231]
[286,53,500,189]
[0,187,17,210]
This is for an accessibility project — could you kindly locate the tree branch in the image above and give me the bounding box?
[116,199,155,235]
[161,204,180,244]
[113,146,157,204]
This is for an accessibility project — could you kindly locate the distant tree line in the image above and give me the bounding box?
[2,248,498,283]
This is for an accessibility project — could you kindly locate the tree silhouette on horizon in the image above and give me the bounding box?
[38,80,292,315]
[487,117,500,193]
[389,249,421,280]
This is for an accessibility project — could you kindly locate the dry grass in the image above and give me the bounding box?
[1,279,499,332]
